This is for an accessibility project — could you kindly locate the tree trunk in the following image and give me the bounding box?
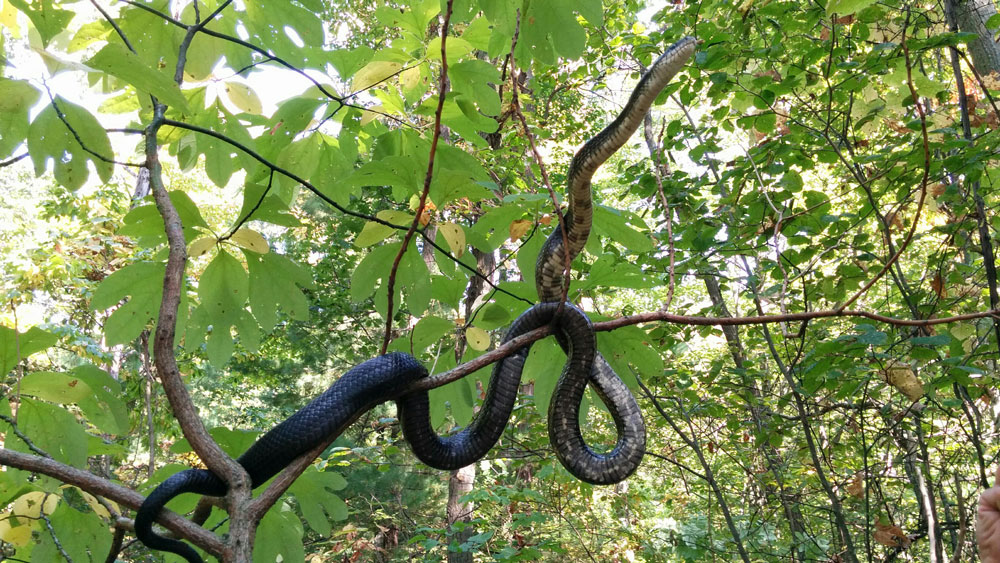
[953,0,1000,75]
[446,248,494,562]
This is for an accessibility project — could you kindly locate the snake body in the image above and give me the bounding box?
[534,36,698,482]
[135,37,695,562]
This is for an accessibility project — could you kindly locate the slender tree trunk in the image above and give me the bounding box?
[445,248,494,562]
[642,110,809,561]
[953,0,1000,75]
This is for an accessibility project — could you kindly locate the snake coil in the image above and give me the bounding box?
[136,37,695,563]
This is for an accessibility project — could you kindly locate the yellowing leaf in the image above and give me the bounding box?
[466,326,490,351]
[0,519,32,546]
[400,65,422,91]
[354,210,413,247]
[352,61,402,93]
[881,361,923,402]
[0,1,20,38]
[509,219,532,241]
[438,222,465,258]
[231,228,269,254]
[361,104,384,126]
[224,81,263,115]
[79,490,112,519]
[189,236,216,258]
[12,491,58,518]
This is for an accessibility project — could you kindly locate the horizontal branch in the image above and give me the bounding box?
[0,448,224,556]
[595,307,1000,330]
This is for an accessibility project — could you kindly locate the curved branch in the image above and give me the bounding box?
[0,448,224,556]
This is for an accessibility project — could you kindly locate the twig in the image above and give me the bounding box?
[837,20,929,312]
[159,118,531,305]
[381,0,455,355]
[39,495,74,562]
[507,11,572,303]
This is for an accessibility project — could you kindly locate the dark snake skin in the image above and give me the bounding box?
[534,37,697,482]
[135,38,696,562]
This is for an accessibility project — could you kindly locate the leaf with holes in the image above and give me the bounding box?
[27,99,113,190]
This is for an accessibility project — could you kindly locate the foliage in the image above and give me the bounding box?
[1,0,999,561]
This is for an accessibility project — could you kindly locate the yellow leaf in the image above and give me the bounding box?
[881,361,923,402]
[352,61,402,93]
[224,81,263,115]
[400,65,422,91]
[79,490,112,519]
[0,0,20,38]
[438,222,465,258]
[189,236,216,258]
[509,219,532,241]
[361,104,384,126]
[0,519,32,546]
[466,327,490,351]
[12,491,58,518]
[230,228,269,254]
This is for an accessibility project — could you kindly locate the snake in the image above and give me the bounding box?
[135,37,695,563]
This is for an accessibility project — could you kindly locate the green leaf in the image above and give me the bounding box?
[854,324,887,346]
[118,190,209,246]
[34,502,110,562]
[411,315,455,352]
[14,398,88,467]
[90,261,166,346]
[593,205,654,254]
[474,303,511,330]
[200,250,248,366]
[518,0,587,65]
[70,365,129,435]
[350,244,400,303]
[288,468,348,536]
[86,43,190,112]
[171,427,259,458]
[253,503,304,563]
[19,371,93,404]
[27,98,114,190]
[7,0,73,46]
[524,337,564,414]
[246,252,313,333]
[0,78,39,158]
[598,324,663,384]
[449,60,502,115]
[0,326,57,376]
[825,0,876,15]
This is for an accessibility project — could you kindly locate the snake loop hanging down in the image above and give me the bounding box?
[135,37,696,563]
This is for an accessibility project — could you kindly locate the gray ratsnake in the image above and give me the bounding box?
[135,36,696,563]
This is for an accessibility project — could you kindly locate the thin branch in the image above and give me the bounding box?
[837,20,929,312]
[0,152,29,168]
[381,0,455,355]
[159,118,531,305]
[0,413,51,458]
[0,448,224,555]
[118,0,342,103]
[40,83,142,168]
[508,11,571,303]
[88,0,134,52]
